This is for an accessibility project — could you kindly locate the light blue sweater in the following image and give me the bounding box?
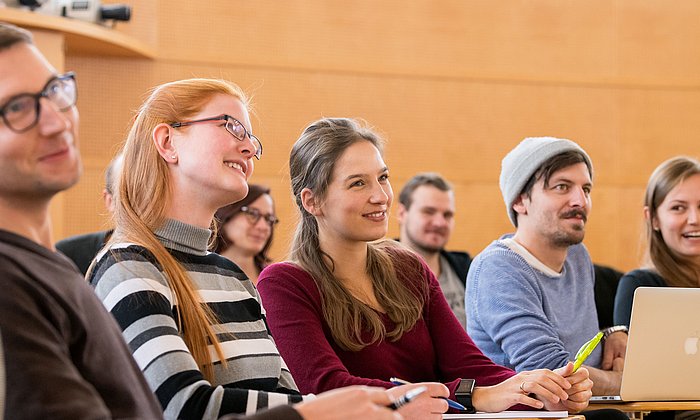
[466,236,601,372]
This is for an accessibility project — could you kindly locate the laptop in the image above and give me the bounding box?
[591,287,700,402]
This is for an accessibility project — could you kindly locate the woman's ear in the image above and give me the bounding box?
[301,188,322,216]
[153,123,178,163]
[644,206,659,231]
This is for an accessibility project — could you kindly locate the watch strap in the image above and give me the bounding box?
[601,325,628,340]
[454,378,476,413]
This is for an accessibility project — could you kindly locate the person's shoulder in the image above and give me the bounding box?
[620,268,666,287]
[380,242,430,278]
[89,242,163,285]
[0,229,51,259]
[442,249,471,268]
[594,263,624,280]
[261,261,308,275]
[0,229,76,274]
[472,238,520,267]
[480,237,512,253]
[0,233,93,307]
[55,230,109,251]
[469,240,544,294]
[383,241,421,261]
[97,241,158,265]
[259,261,314,286]
[203,251,248,276]
[0,232,30,263]
[443,249,471,261]
[258,261,322,302]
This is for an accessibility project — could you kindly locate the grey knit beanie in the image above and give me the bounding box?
[500,136,592,227]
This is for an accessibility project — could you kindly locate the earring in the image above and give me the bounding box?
[171,155,177,160]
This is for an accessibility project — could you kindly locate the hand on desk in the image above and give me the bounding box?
[601,331,627,370]
[586,361,623,396]
[471,362,591,413]
[386,382,448,420]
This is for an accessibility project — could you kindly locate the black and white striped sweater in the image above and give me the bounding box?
[89,219,302,420]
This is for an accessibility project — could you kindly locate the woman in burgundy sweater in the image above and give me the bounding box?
[257,118,592,418]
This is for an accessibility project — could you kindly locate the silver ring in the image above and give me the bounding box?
[520,381,527,393]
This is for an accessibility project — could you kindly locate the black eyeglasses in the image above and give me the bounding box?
[170,114,263,160]
[0,72,77,133]
[240,206,279,227]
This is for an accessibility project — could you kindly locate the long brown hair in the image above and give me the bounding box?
[645,156,700,287]
[111,78,249,381]
[288,117,427,352]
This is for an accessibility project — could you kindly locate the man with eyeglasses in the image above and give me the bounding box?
[0,23,162,418]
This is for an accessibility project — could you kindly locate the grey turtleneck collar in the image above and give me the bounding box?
[154,219,211,256]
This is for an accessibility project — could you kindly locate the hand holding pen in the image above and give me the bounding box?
[386,381,451,419]
[390,377,466,411]
[388,386,427,409]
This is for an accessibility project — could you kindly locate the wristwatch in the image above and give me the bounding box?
[601,325,628,340]
[455,378,476,413]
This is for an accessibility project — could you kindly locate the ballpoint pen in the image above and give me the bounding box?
[390,377,467,411]
[388,386,427,410]
[573,331,604,372]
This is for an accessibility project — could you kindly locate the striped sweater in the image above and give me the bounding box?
[89,219,302,420]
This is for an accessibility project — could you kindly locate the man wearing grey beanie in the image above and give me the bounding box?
[466,137,628,397]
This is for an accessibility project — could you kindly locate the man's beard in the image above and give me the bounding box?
[405,228,445,254]
[550,229,585,248]
[548,208,587,248]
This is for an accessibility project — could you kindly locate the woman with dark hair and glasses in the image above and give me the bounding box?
[214,184,278,285]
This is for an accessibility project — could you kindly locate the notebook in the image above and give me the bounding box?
[591,287,700,402]
[443,411,567,419]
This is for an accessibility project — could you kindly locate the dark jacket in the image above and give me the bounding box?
[441,249,472,285]
[593,264,624,329]
[55,229,112,275]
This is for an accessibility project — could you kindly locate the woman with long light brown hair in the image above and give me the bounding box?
[258,117,593,419]
[87,78,305,419]
[614,156,700,327]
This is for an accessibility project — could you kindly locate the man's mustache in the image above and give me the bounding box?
[560,209,587,222]
[425,227,449,235]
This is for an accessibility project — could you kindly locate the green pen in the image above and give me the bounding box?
[573,331,604,372]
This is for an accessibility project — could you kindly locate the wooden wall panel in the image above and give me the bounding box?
[56,1,700,273]
[586,186,647,270]
[61,159,114,236]
[617,90,700,184]
[152,0,618,81]
[149,0,700,85]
